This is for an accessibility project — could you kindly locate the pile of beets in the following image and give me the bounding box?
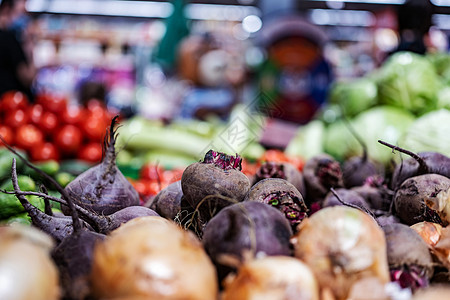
[1,116,450,300]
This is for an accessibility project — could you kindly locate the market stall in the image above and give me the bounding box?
[1,0,450,299]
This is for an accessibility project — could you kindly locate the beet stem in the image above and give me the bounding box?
[330,187,379,225]
[0,138,83,232]
[41,185,53,216]
[377,140,429,174]
[2,189,108,231]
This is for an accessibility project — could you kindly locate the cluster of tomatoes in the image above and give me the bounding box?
[0,90,116,163]
[130,163,185,204]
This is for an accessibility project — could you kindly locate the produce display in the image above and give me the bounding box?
[0,50,450,300]
[0,112,449,300]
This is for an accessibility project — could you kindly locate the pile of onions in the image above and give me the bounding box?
[221,256,319,300]
[0,224,60,300]
[90,216,218,300]
[291,206,389,300]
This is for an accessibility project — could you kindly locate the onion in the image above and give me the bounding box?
[222,256,319,300]
[90,216,218,300]
[292,206,389,300]
[411,222,443,248]
[411,285,450,300]
[0,224,60,300]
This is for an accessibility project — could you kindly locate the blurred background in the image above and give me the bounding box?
[1,0,450,200]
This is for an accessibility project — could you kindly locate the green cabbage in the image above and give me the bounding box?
[399,109,450,157]
[329,78,378,118]
[324,106,415,165]
[377,52,440,116]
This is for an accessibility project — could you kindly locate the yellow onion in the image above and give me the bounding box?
[411,285,450,300]
[410,221,443,248]
[90,216,218,300]
[0,224,60,300]
[222,256,319,300]
[292,206,389,300]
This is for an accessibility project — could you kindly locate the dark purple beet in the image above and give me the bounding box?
[376,214,400,227]
[378,140,450,189]
[393,174,450,226]
[322,188,371,211]
[253,162,306,197]
[343,156,380,188]
[149,180,183,220]
[303,154,344,205]
[202,201,293,284]
[181,150,251,224]
[245,178,307,231]
[383,223,434,291]
[351,182,393,213]
[64,116,139,215]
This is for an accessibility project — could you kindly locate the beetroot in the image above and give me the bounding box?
[149,180,183,220]
[181,150,251,224]
[64,116,139,215]
[383,223,434,291]
[394,174,450,226]
[244,178,307,230]
[202,201,293,283]
[253,162,306,196]
[303,154,344,205]
[378,140,450,189]
[351,177,393,213]
[322,188,371,211]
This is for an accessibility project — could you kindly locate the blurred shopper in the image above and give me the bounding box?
[393,0,433,54]
[0,0,36,100]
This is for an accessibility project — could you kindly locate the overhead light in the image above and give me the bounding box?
[27,0,173,18]
[308,0,405,4]
[309,9,375,27]
[185,3,260,21]
[431,0,450,6]
[242,15,262,33]
[26,0,261,21]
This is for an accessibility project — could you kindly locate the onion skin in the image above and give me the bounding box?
[292,206,389,300]
[411,222,443,248]
[0,225,60,300]
[90,216,218,300]
[411,285,450,300]
[222,256,319,300]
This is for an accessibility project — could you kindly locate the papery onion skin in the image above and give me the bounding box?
[222,256,319,300]
[411,285,450,300]
[411,221,443,248]
[90,216,218,300]
[0,225,60,300]
[292,206,389,300]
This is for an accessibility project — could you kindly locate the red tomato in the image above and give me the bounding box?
[78,142,103,163]
[39,112,59,134]
[55,125,83,155]
[15,124,44,151]
[5,109,28,128]
[0,91,29,112]
[146,181,161,196]
[0,125,14,146]
[27,104,45,125]
[37,94,67,114]
[61,105,85,125]
[31,142,60,162]
[140,163,164,181]
[81,114,108,142]
[132,180,147,195]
